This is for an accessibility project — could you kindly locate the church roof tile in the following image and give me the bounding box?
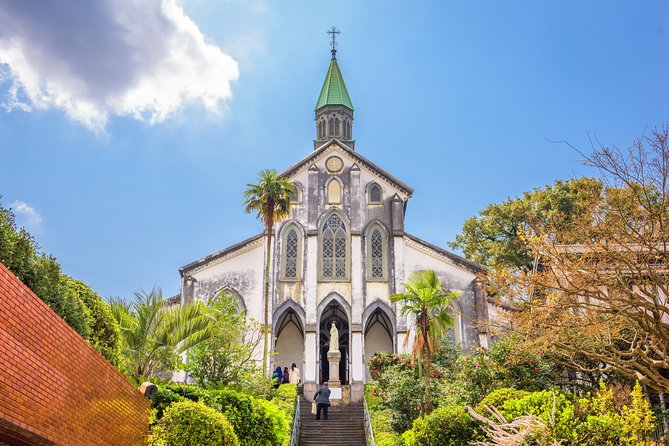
[315,57,354,111]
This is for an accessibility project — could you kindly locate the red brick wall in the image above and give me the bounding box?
[0,263,149,446]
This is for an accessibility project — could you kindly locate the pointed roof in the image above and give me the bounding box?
[315,57,354,111]
[280,139,413,197]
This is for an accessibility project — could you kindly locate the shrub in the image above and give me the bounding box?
[474,387,530,415]
[0,202,91,338]
[372,409,402,446]
[271,383,297,426]
[210,388,289,446]
[66,279,123,368]
[499,389,580,442]
[621,382,655,446]
[148,400,239,446]
[409,405,481,446]
[151,387,187,424]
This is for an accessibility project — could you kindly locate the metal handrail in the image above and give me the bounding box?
[289,393,300,446]
[363,397,375,446]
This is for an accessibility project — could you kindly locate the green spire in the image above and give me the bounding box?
[315,56,354,111]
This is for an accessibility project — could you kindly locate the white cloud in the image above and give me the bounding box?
[0,0,239,132]
[10,200,43,233]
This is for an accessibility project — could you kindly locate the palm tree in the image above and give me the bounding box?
[109,287,213,383]
[243,169,295,377]
[390,270,460,414]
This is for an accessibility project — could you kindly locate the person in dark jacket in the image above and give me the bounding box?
[272,366,283,389]
[313,382,331,420]
[282,367,290,384]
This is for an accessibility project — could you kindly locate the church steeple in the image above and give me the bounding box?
[314,27,355,150]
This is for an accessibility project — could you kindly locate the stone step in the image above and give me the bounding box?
[298,398,366,446]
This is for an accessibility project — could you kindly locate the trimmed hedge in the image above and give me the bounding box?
[210,388,290,446]
[151,383,293,445]
[408,405,481,446]
[149,400,239,446]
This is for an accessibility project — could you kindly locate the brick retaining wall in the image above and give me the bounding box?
[0,263,149,445]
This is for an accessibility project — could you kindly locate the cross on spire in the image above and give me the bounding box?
[327,26,340,59]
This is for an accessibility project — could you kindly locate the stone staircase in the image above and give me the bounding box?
[297,397,366,446]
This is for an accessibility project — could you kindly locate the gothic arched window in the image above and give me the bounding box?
[371,229,383,278]
[285,229,298,278]
[321,214,347,279]
[281,224,302,281]
[365,223,387,281]
[327,178,342,204]
[369,184,382,204]
[335,118,340,137]
[328,117,334,135]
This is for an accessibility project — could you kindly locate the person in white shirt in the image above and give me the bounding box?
[289,362,301,385]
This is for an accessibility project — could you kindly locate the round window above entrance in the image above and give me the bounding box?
[326,156,343,173]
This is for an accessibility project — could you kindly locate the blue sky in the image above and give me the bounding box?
[1,1,667,300]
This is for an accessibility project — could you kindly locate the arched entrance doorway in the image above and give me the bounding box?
[364,305,394,380]
[319,300,349,384]
[274,302,305,375]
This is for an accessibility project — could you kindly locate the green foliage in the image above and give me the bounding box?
[450,177,603,271]
[110,287,213,382]
[209,388,289,446]
[366,361,441,433]
[469,382,656,446]
[66,278,123,368]
[184,292,262,386]
[148,400,239,446]
[621,382,655,446]
[0,199,124,364]
[474,387,530,414]
[409,405,481,446]
[503,390,581,442]
[243,169,296,377]
[390,270,459,413]
[456,336,554,404]
[270,383,298,428]
[151,387,187,425]
[151,383,294,446]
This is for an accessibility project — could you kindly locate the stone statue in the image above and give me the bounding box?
[329,322,339,353]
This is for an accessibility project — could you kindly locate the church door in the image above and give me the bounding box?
[319,300,349,385]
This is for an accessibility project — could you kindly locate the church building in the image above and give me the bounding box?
[178,41,489,401]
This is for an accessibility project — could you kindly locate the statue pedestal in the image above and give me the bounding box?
[326,351,341,387]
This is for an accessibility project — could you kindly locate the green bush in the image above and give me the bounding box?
[210,388,289,446]
[372,409,402,446]
[474,387,530,414]
[151,387,187,424]
[376,431,402,446]
[271,383,297,426]
[499,389,580,442]
[66,278,123,368]
[0,201,90,338]
[410,405,481,446]
[148,400,239,446]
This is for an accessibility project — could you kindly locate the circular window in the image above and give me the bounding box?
[326,156,343,173]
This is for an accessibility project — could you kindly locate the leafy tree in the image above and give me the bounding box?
[454,125,669,392]
[450,176,603,274]
[243,169,294,377]
[66,278,123,369]
[110,287,213,383]
[184,292,263,386]
[390,270,459,413]
[0,199,89,337]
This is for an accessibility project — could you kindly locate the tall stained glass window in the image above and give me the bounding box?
[322,214,346,278]
[285,228,298,278]
[370,229,383,278]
